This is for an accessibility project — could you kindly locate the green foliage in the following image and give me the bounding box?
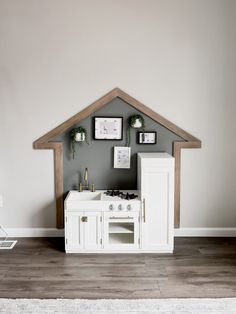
[128,114,145,128]
[126,114,145,146]
[70,126,89,159]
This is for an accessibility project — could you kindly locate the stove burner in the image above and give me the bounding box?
[104,190,138,200]
[121,192,138,200]
[104,190,122,197]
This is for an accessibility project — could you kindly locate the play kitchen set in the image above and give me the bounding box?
[65,152,174,253]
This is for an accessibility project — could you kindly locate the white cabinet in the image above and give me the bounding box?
[65,211,102,252]
[138,153,175,252]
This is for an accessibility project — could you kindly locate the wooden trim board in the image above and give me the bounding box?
[34,88,201,228]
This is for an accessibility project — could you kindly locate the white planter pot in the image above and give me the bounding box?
[75,132,85,142]
[132,119,142,128]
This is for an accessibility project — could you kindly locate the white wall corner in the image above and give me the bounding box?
[174,228,236,237]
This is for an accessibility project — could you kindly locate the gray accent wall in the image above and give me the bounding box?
[54,98,183,194]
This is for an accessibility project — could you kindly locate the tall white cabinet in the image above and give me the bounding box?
[138,153,175,253]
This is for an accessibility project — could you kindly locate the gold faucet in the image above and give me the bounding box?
[84,167,89,190]
[79,168,95,192]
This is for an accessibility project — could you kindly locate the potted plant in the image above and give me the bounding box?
[127,114,145,146]
[70,126,89,159]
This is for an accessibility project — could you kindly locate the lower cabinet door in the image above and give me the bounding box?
[65,212,83,251]
[65,211,102,252]
[103,212,139,250]
[84,212,102,250]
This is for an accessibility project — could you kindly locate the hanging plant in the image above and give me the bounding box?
[70,126,89,159]
[126,114,145,146]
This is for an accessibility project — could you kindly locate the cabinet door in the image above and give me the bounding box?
[141,165,174,251]
[84,212,102,250]
[65,212,83,251]
[103,212,139,250]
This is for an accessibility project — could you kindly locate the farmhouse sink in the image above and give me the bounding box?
[67,191,102,201]
[65,191,103,210]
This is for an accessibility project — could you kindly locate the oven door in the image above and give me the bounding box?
[103,212,139,250]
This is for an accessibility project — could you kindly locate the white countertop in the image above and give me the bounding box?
[65,190,140,202]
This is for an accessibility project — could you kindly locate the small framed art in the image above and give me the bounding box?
[113,146,131,169]
[94,117,123,140]
[137,131,157,144]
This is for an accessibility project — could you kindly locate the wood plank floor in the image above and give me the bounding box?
[0,237,236,299]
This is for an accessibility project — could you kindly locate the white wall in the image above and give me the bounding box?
[0,0,236,229]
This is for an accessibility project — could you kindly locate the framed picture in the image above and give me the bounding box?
[137,131,157,144]
[114,146,131,169]
[94,117,123,140]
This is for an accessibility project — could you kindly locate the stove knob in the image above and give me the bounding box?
[118,204,123,211]
[127,204,132,211]
[109,204,114,211]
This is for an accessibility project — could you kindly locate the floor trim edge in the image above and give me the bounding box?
[3,228,236,237]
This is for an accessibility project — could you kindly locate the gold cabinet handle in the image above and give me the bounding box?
[81,216,88,222]
[143,198,146,223]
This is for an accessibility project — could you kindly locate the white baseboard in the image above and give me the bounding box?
[2,227,236,238]
[3,228,64,237]
[174,228,236,237]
